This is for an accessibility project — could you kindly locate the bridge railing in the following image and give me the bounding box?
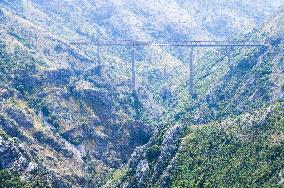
[68,40,267,47]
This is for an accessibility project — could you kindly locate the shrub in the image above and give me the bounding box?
[0,169,31,188]
[147,144,161,163]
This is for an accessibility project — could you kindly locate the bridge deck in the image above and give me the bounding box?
[69,40,267,47]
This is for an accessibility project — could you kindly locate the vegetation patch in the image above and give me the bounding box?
[171,103,284,187]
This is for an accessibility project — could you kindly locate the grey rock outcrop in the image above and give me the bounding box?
[0,87,14,101]
[122,124,186,187]
[152,124,185,181]
[0,115,28,141]
[4,107,34,129]
[135,160,149,188]
[0,134,32,172]
[279,171,284,185]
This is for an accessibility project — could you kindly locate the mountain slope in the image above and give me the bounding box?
[171,103,284,188]
[0,1,283,188]
[110,7,284,188]
[0,6,152,187]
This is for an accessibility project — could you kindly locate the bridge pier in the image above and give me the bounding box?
[131,48,136,94]
[189,46,194,95]
[148,48,153,64]
[226,47,231,65]
[97,44,101,64]
[95,44,102,75]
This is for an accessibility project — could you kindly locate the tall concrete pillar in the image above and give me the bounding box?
[131,48,136,93]
[227,47,231,65]
[97,45,101,64]
[189,46,194,95]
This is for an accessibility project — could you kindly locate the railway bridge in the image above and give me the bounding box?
[69,40,267,96]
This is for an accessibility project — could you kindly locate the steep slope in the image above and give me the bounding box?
[0,7,152,187]
[171,103,284,188]
[113,103,284,188]
[0,0,282,126]
[0,1,283,188]
[111,8,284,188]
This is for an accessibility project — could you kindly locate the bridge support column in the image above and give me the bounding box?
[97,45,101,64]
[148,48,153,64]
[131,48,136,94]
[96,44,102,75]
[189,46,194,95]
[226,47,231,66]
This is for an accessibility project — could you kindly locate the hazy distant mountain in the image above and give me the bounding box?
[0,0,283,41]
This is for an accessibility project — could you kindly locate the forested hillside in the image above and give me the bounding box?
[0,1,283,187]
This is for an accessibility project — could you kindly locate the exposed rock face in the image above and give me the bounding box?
[0,88,14,101]
[122,124,186,187]
[129,145,147,173]
[73,83,113,120]
[0,132,78,187]
[152,124,186,183]
[89,122,152,169]
[160,159,174,188]
[4,107,34,129]
[135,160,149,187]
[279,171,284,184]
[0,72,154,186]
[0,58,153,186]
[34,131,74,158]
[0,134,32,172]
[0,116,28,141]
